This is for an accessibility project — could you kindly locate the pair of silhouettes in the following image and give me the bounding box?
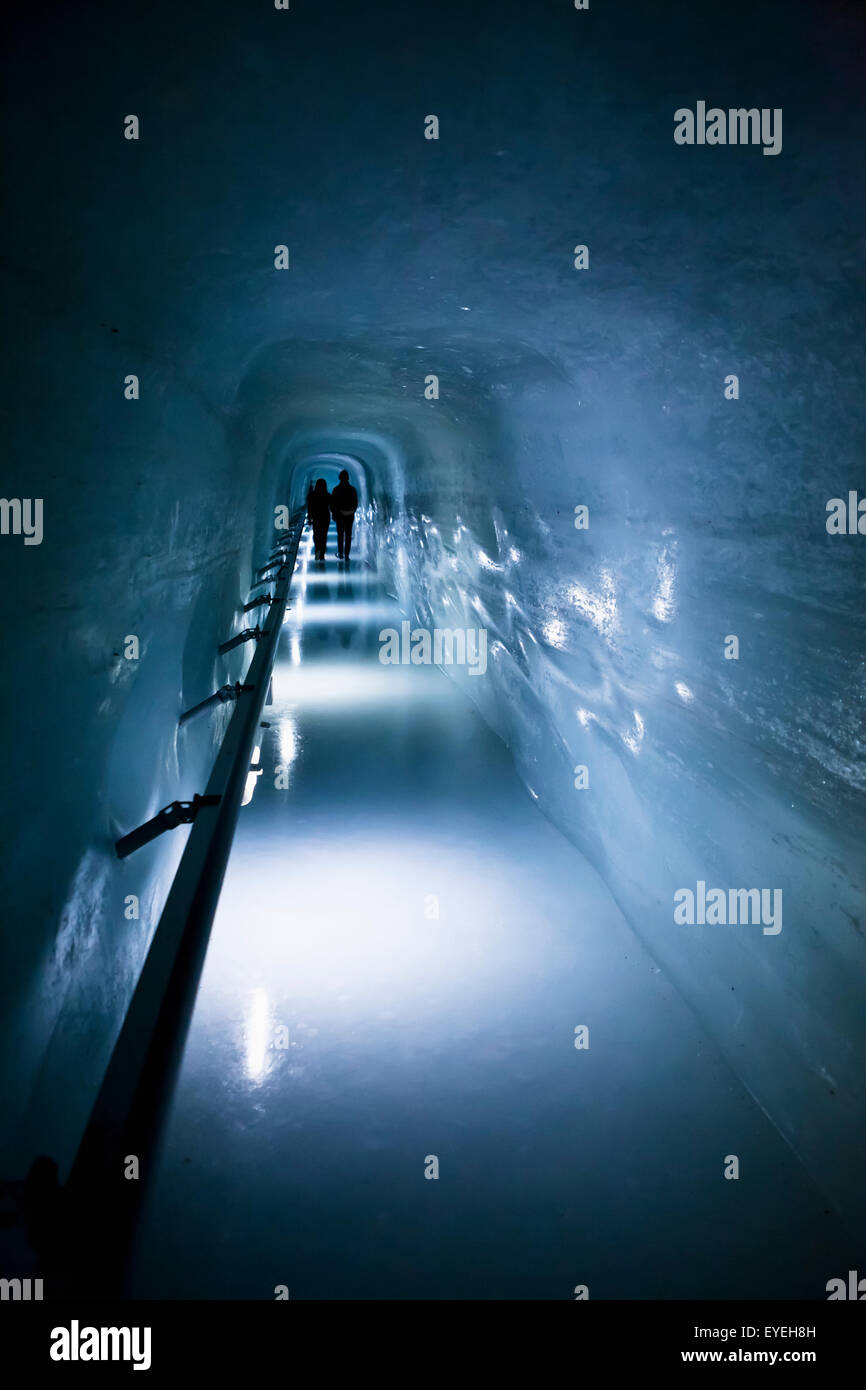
[306,470,359,563]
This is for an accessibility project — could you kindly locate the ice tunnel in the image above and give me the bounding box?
[1,0,865,1305]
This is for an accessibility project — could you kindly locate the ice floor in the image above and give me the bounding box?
[128,524,850,1300]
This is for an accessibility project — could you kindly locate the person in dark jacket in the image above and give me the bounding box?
[308,478,331,562]
[329,469,359,561]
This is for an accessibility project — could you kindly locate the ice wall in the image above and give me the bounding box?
[379,367,866,1235]
[0,301,268,1175]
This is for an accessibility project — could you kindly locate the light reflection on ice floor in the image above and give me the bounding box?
[129,528,851,1299]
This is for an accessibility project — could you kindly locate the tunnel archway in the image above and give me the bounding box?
[288,453,371,518]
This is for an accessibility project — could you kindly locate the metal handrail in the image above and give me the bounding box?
[51,516,305,1296]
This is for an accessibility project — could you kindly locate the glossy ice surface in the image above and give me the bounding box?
[129,529,850,1298]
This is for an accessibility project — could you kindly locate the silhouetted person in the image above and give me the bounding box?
[330,469,358,561]
[308,478,331,562]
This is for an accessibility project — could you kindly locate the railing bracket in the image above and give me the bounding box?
[218,625,261,655]
[179,681,254,727]
[243,594,273,612]
[115,793,222,860]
